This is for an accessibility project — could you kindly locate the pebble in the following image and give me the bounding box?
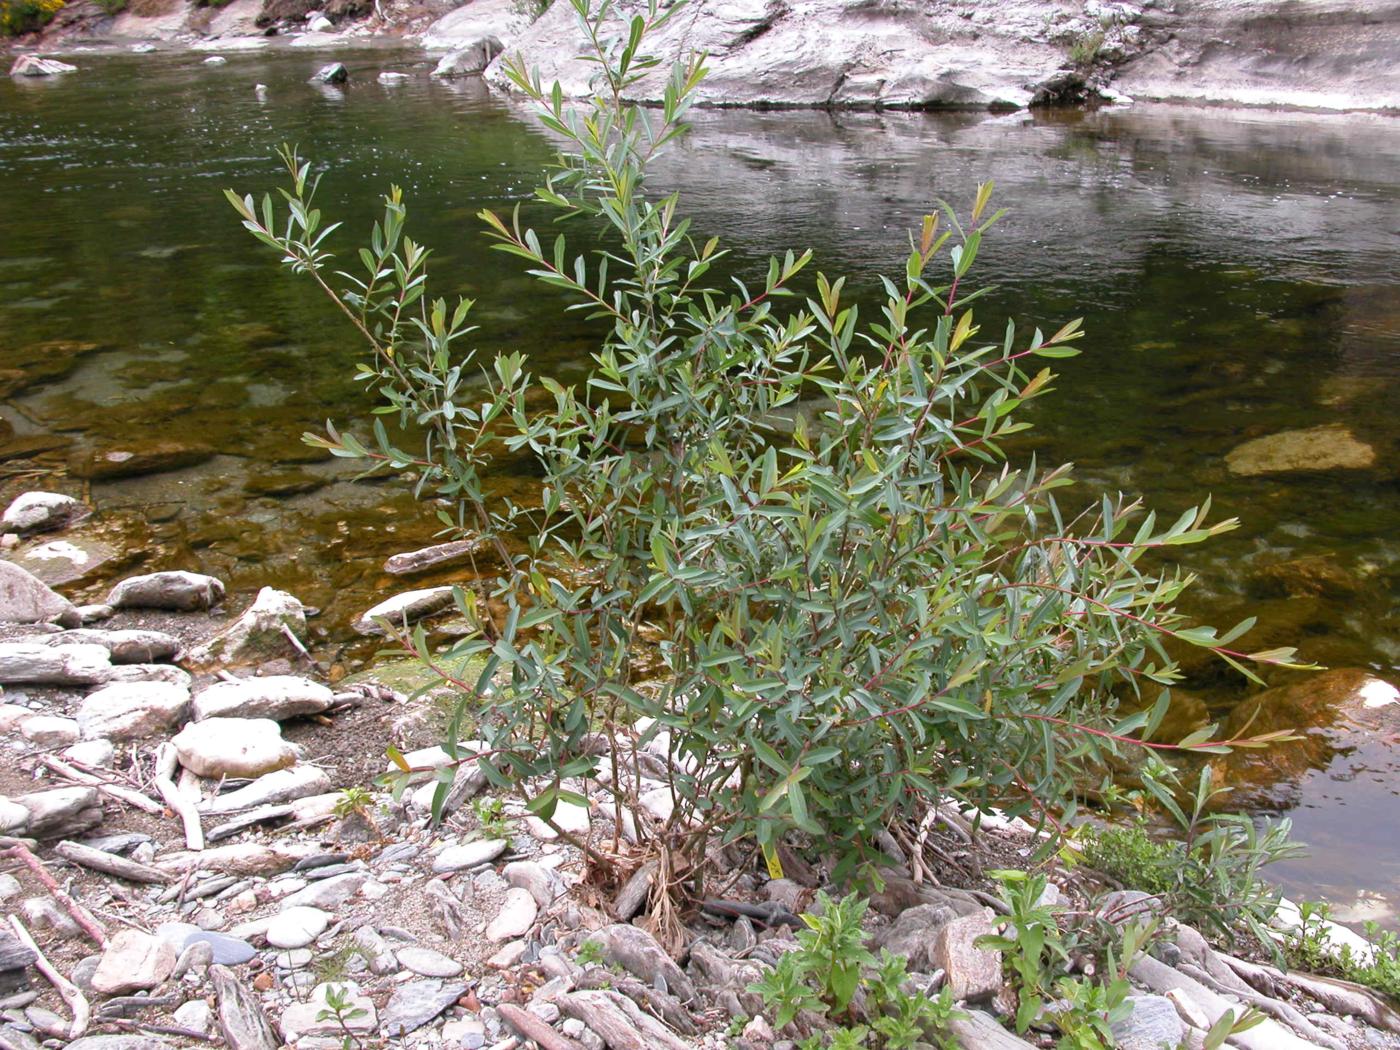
[433,838,508,873]
[396,946,464,978]
[381,979,468,1037]
[486,888,537,942]
[264,906,330,949]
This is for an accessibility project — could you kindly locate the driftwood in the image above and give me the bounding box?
[4,843,107,947]
[54,840,171,884]
[496,1003,586,1050]
[153,743,203,851]
[1221,952,1400,1034]
[8,916,88,1040]
[35,756,163,816]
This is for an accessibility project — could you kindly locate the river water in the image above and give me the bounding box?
[2,46,1399,920]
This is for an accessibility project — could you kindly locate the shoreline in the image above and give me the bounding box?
[7,0,1400,118]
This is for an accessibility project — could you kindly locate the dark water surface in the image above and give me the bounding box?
[3,47,1399,919]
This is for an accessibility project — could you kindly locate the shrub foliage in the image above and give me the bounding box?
[228,0,1302,899]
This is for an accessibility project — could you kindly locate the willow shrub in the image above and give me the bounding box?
[228,0,1303,891]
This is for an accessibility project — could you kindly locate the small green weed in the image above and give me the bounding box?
[977,870,1153,1049]
[749,891,960,1049]
[1285,901,1400,1004]
[313,944,373,984]
[1079,769,1302,947]
[332,785,374,820]
[1068,29,1104,67]
[317,983,369,1050]
[472,796,512,839]
[574,937,606,968]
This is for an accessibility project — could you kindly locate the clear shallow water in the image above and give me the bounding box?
[3,47,1400,917]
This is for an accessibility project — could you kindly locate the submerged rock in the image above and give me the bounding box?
[1225,424,1376,476]
[11,536,119,586]
[72,441,215,481]
[1215,668,1400,804]
[309,62,347,84]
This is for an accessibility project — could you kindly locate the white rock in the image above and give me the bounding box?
[192,675,333,721]
[200,764,330,814]
[279,871,367,910]
[2,492,86,534]
[107,570,225,612]
[76,681,189,741]
[0,797,30,834]
[91,929,177,994]
[432,838,508,873]
[378,70,411,83]
[9,56,77,77]
[307,13,333,30]
[14,786,101,836]
[172,717,297,778]
[105,663,192,688]
[353,586,455,635]
[525,799,590,840]
[486,887,538,941]
[19,714,79,747]
[63,739,115,767]
[172,999,213,1036]
[264,906,330,949]
[203,56,227,65]
[129,42,157,53]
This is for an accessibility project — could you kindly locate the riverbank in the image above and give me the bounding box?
[7,0,1400,114]
[0,495,1399,1050]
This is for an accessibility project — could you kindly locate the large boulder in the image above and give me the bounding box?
[191,676,333,722]
[2,492,87,534]
[420,0,530,50]
[107,571,225,612]
[172,717,298,778]
[0,561,78,626]
[187,587,306,667]
[431,38,502,78]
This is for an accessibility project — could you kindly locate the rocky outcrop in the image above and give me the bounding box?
[483,0,1103,110]
[481,0,1400,112]
[1115,0,1400,112]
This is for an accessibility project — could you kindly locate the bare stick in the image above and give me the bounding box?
[153,743,203,851]
[4,844,107,947]
[54,841,171,884]
[8,915,90,1039]
[36,756,163,816]
[96,1019,216,1043]
[279,623,314,663]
